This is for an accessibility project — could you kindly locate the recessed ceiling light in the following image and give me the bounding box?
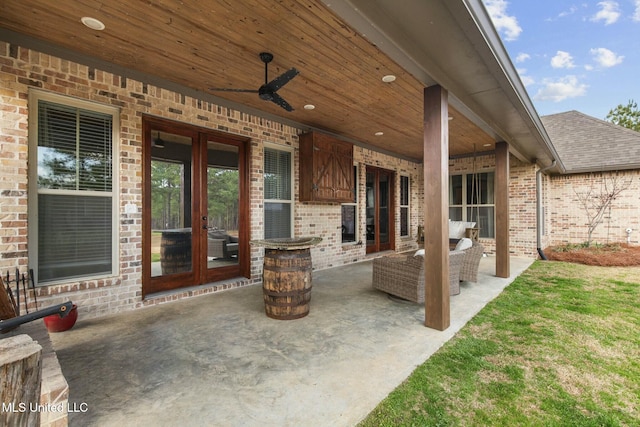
[81,17,105,31]
[381,75,396,83]
[375,131,384,136]
[483,143,492,147]
[303,104,315,110]
[447,116,454,121]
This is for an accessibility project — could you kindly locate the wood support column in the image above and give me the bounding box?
[423,85,449,331]
[495,141,510,278]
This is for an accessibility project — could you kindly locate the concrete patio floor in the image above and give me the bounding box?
[50,255,534,427]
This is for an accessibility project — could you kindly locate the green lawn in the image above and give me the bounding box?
[359,261,640,426]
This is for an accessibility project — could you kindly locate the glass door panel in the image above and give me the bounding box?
[150,131,193,277]
[206,141,239,270]
[366,166,394,253]
[150,131,193,278]
[366,171,375,246]
[379,173,390,245]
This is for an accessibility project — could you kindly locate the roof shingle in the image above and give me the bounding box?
[541,110,640,174]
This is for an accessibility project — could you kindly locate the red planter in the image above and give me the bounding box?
[43,304,78,332]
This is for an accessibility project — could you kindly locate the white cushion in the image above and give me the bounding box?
[455,238,473,251]
[414,249,425,257]
[448,221,475,239]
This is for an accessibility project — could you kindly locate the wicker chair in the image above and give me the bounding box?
[372,250,465,303]
[207,230,239,259]
[459,241,484,282]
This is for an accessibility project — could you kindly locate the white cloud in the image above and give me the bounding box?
[551,51,576,69]
[633,0,640,21]
[483,0,522,41]
[534,76,588,102]
[520,74,535,87]
[515,53,531,63]
[558,6,578,18]
[515,68,534,86]
[590,47,624,67]
[591,1,621,25]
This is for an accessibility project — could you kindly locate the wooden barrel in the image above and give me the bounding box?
[160,230,192,274]
[262,248,313,320]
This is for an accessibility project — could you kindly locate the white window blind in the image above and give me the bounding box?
[264,148,292,239]
[400,175,410,237]
[341,165,358,243]
[35,99,115,282]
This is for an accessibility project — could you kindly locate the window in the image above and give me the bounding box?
[29,91,119,283]
[399,175,410,237]
[449,172,495,238]
[264,147,293,239]
[341,166,358,243]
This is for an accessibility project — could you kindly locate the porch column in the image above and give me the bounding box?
[423,85,449,331]
[495,141,510,278]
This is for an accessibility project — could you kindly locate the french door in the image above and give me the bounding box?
[366,166,394,254]
[142,117,249,297]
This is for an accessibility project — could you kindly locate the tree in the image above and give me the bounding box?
[574,174,632,247]
[606,99,640,132]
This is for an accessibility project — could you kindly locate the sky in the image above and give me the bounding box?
[482,0,640,120]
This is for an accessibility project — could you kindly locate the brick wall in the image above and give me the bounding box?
[0,43,426,319]
[548,170,640,246]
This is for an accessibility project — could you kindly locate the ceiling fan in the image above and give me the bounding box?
[210,52,299,112]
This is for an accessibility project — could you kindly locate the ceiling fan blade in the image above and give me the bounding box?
[209,88,259,93]
[269,92,294,111]
[266,68,299,92]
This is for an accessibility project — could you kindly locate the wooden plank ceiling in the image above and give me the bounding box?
[0,0,495,160]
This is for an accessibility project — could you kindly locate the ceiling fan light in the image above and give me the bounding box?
[153,132,165,148]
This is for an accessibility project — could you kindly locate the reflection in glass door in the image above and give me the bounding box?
[150,131,193,279]
[366,166,394,254]
[205,140,240,280]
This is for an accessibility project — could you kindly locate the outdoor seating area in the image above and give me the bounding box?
[372,238,485,303]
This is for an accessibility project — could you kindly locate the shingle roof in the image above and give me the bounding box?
[541,110,640,174]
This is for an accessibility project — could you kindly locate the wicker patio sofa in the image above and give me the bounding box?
[372,250,466,303]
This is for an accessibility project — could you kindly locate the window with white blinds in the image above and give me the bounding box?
[341,165,358,243]
[30,93,118,283]
[264,147,292,239]
[400,175,410,237]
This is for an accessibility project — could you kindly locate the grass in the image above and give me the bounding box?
[359,261,640,426]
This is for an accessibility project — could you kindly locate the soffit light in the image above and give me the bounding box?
[81,17,105,31]
[381,75,396,83]
[374,131,384,136]
[303,104,316,110]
